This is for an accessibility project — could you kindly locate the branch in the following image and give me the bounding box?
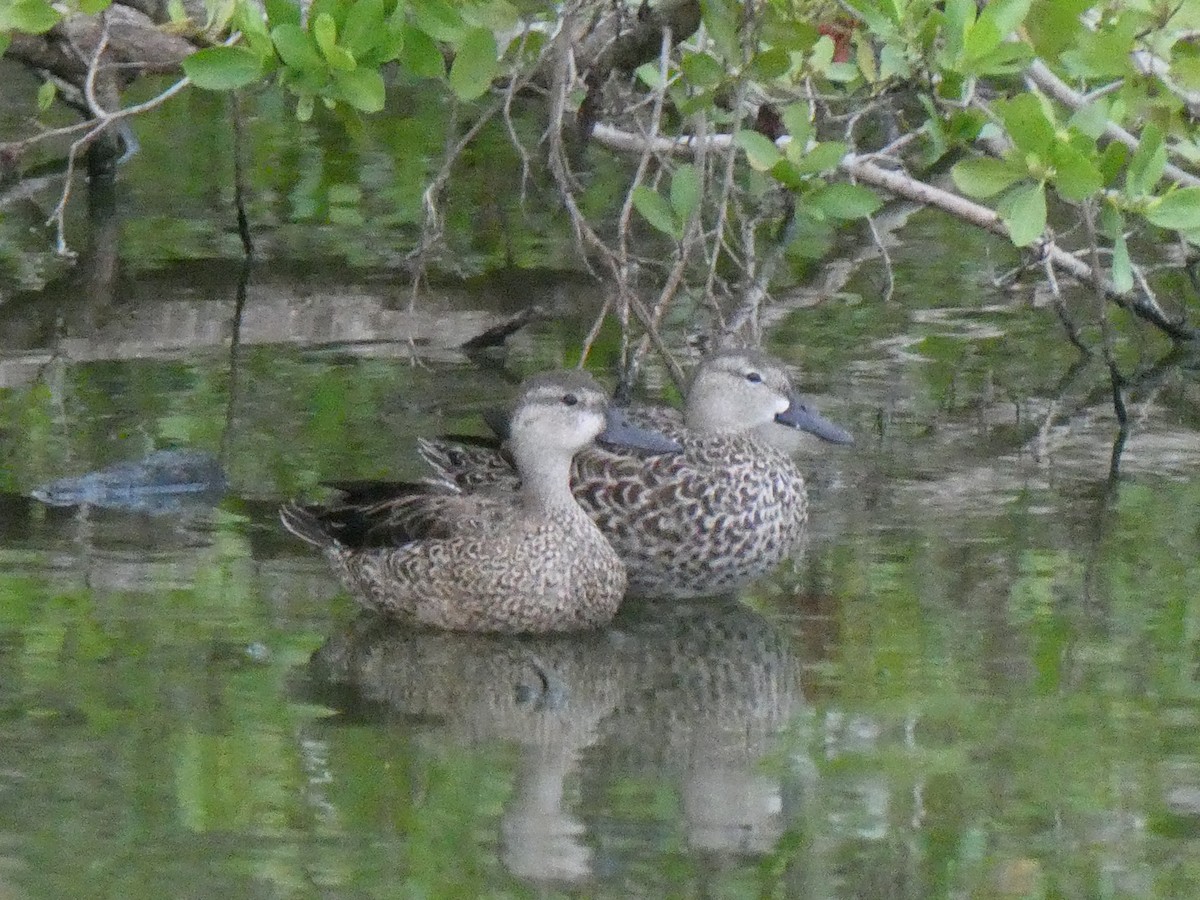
[1025,60,1200,189]
[589,123,1198,341]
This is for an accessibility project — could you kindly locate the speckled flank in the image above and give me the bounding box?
[421,351,847,600]
[280,370,647,633]
[573,428,808,598]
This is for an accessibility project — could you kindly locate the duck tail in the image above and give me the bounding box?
[416,437,465,490]
[279,502,340,551]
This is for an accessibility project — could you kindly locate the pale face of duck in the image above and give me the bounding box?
[686,351,853,445]
[508,371,682,488]
[507,371,611,474]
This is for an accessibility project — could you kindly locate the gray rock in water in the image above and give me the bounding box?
[31,449,226,514]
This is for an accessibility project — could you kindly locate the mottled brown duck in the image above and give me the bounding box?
[419,350,853,599]
[280,370,679,633]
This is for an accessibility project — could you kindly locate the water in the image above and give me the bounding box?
[4,62,1200,897]
[1,244,1198,899]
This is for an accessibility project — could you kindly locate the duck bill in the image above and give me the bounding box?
[775,394,854,444]
[597,408,682,454]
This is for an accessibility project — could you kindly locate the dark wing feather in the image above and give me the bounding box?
[295,479,517,551]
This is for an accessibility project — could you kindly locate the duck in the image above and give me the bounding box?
[279,370,680,633]
[418,350,853,599]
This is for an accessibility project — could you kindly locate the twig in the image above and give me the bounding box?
[1042,247,1089,355]
[408,92,506,308]
[577,294,612,367]
[866,214,896,304]
[231,91,253,258]
[39,33,238,254]
[590,121,1197,339]
[83,13,112,118]
[1026,60,1200,188]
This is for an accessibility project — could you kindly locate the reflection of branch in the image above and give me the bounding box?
[47,72,194,254]
[31,32,238,254]
[589,123,1198,341]
[408,92,506,306]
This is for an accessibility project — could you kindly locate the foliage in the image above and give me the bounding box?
[180,0,526,116]
[4,0,1200,345]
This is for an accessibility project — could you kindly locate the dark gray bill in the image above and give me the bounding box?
[598,408,683,454]
[775,394,854,444]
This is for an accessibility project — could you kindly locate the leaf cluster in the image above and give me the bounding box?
[181,0,527,117]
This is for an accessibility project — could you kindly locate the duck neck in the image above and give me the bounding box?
[684,407,732,435]
[514,450,577,514]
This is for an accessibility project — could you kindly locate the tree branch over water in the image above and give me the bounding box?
[4,0,1200,356]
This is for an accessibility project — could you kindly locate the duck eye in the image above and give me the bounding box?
[745,372,763,384]
[561,393,578,406]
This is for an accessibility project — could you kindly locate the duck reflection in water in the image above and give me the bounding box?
[297,597,814,888]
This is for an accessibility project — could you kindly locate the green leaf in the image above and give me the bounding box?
[325,44,357,71]
[400,25,445,79]
[1111,232,1133,293]
[6,0,61,34]
[1049,143,1100,201]
[769,159,805,190]
[313,13,338,57]
[206,0,238,35]
[0,34,10,58]
[995,93,1055,155]
[789,140,847,175]
[632,186,680,238]
[1097,142,1128,187]
[748,47,791,80]
[1068,99,1108,140]
[1126,124,1166,197]
[35,78,55,112]
[965,0,1030,62]
[272,24,326,72]
[680,51,724,87]
[78,0,113,13]
[1061,17,1136,79]
[963,40,1031,76]
[461,0,517,33]
[295,92,315,121]
[809,183,881,219]
[448,27,497,100]
[342,0,385,58]
[762,13,818,51]
[942,0,975,63]
[635,62,666,90]
[700,0,739,61]
[1000,181,1046,246]
[670,165,702,222]
[264,0,300,28]
[734,130,783,171]
[1026,0,1088,58]
[183,46,265,90]
[843,0,897,32]
[1144,188,1200,231]
[235,2,271,44]
[951,156,1024,198]
[333,67,386,112]
[410,0,465,42]
[781,103,812,149]
[1098,204,1123,241]
[808,34,835,73]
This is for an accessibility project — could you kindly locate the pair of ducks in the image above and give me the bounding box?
[281,350,853,633]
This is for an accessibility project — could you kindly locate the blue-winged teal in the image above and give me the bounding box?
[280,370,680,633]
[420,350,853,599]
